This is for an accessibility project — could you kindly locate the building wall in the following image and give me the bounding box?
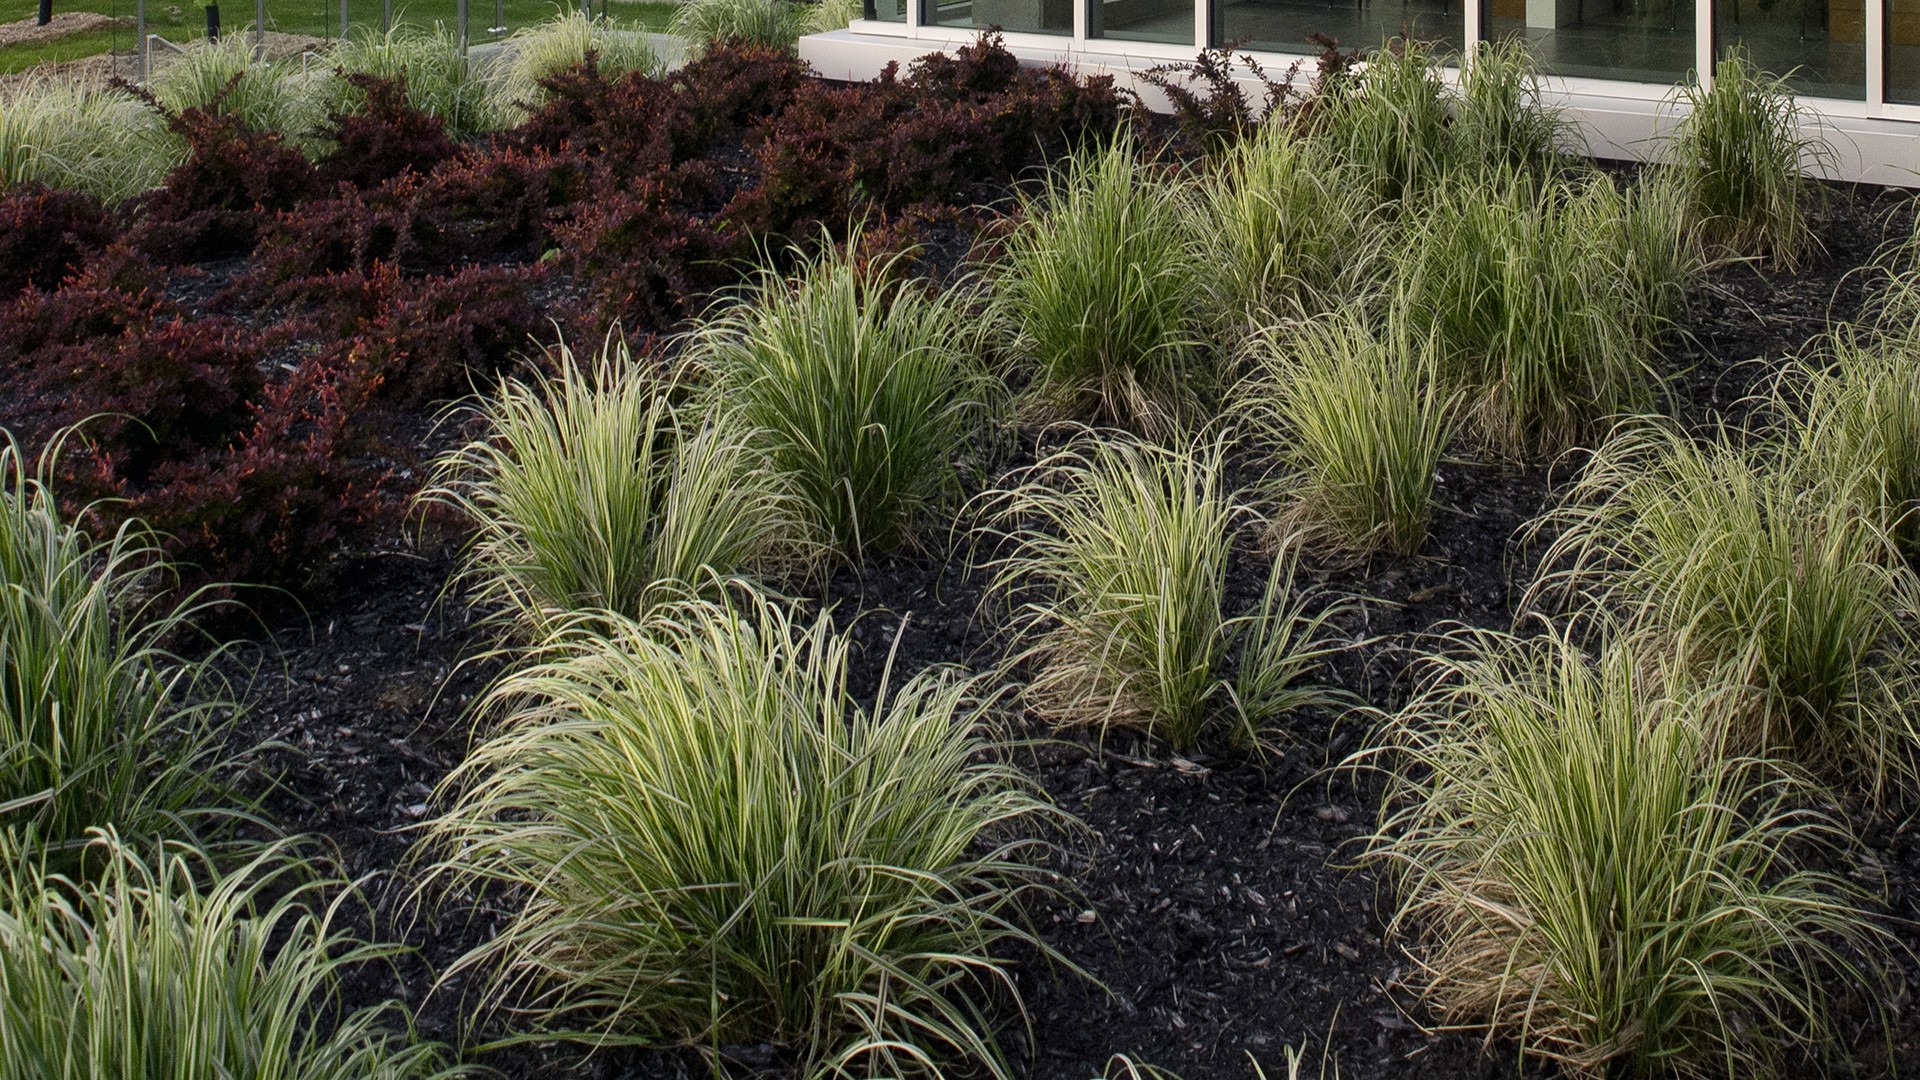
[798,24,1920,186]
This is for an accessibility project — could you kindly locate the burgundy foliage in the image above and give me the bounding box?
[0,184,114,295]
[317,73,461,189]
[126,93,324,263]
[0,33,1130,592]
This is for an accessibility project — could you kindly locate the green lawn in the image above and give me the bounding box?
[1,0,676,75]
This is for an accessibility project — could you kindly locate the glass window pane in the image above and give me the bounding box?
[927,0,1071,34]
[1896,0,1920,102]
[863,0,908,21]
[1213,0,1464,59]
[1095,0,1194,43]
[1485,0,1696,83]
[1717,0,1863,98]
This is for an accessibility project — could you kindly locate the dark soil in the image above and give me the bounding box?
[215,179,1920,1080]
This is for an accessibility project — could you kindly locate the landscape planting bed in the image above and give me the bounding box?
[205,188,1919,1078]
[4,29,1920,1080]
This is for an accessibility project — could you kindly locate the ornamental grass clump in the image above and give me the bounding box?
[1197,124,1379,336]
[1311,40,1453,204]
[1367,627,1888,1078]
[320,24,494,138]
[0,832,457,1080]
[153,34,318,141]
[1666,47,1820,267]
[993,138,1210,438]
[689,243,1001,560]
[0,79,173,202]
[0,432,244,859]
[669,0,812,54]
[487,12,663,124]
[1451,40,1570,180]
[1391,171,1680,457]
[1531,422,1920,796]
[1236,315,1455,559]
[421,594,1066,1080]
[981,436,1347,751]
[423,339,801,639]
[1780,334,1920,555]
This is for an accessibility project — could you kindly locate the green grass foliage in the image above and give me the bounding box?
[1533,422,1920,796]
[1236,315,1454,558]
[1667,47,1819,267]
[421,592,1066,1079]
[981,436,1347,751]
[423,338,802,637]
[1390,171,1692,456]
[993,138,1210,437]
[0,832,456,1079]
[486,12,663,124]
[1369,627,1887,1077]
[320,24,496,138]
[690,243,1001,559]
[1196,125,1378,336]
[0,433,244,859]
[668,0,811,54]
[0,78,173,202]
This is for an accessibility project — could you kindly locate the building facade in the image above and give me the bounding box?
[799,0,1920,184]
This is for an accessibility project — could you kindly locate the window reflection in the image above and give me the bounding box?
[1887,0,1920,101]
[1214,0,1464,57]
[1486,0,1696,83]
[1094,0,1194,43]
[927,0,1072,33]
[1716,0,1862,97]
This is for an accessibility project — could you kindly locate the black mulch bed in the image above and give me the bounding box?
[214,179,1920,1079]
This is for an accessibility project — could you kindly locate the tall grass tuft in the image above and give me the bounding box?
[152,34,316,138]
[487,12,663,124]
[689,243,1001,560]
[0,79,174,202]
[1390,171,1680,457]
[669,0,810,54]
[0,432,244,858]
[420,593,1067,1079]
[980,436,1347,751]
[1666,47,1820,267]
[1312,40,1453,203]
[422,338,802,639]
[1236,315,1455,559]
[1531,422,1920,795]
[1453,40,1571,179]
[1870,218,1920,341]
[1367,627,1887,1077]
[1196,125,1379,336]
[1781,334,1920,555]
[321,24,494,138]
[993,138,1210,437]
[0,831,458,1079]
